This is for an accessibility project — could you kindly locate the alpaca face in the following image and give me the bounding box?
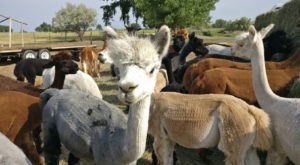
[118,62,161,104]
[104,25,171,104]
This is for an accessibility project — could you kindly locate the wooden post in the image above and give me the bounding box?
[9,17,12,48]
[21,24,24,47]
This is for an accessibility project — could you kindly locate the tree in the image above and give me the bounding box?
[101,0,218,29]
[0,25,11,32]
[52,3,97,41]
[35,22,52,32]
[101,0,140,26]
[212,19,227,28]
[225,17,252,31]
[96,24,102,30]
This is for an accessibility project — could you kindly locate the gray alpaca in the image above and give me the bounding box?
[40,25,171,165]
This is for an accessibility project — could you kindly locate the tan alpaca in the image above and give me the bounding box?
[149,92,273,165]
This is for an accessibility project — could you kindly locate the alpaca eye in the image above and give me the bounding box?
[149,68,155,74]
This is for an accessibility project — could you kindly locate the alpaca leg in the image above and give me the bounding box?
[153,136,176,165]
[17,75,25,82]
[32,125,43,154]
[265,147,287,165]
[219,137,249,165]
[68,153,80,165]
[15,131,43,165]
[244,148,260,165]
[81,61,87,73]
[43,125,61,165]
[26,74,36,85]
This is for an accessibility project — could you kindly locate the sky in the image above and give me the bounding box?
[0,0,291,32]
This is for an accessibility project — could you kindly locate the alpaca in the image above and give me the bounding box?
[0,51,79,165]
[41,66,103,99]
[183,48,300,91]
[39,25,171,165]
[179,32,208,65]
[162,35,186,83]
[13,58,52,85]
[287,76,300,98]
[245,25,300,164]
[149,92,273,165]
[154,69,169,93]
[80,41,107,77]
[175,27,189,40]
[188,66,300,105]
[0,132,32,165]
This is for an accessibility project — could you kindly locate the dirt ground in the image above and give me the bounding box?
[0,58,225,165]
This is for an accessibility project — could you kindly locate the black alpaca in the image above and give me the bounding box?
[14,59,52,85]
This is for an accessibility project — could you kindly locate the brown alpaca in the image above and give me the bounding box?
[0,91,42,165]
[183,48,300,91]
[188,67,300,105]
[175,28,188,40]
[80,41,107,77]
[0,51,78,165]
[149,92,273,165]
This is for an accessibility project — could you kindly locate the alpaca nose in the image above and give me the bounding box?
[119,83,138,93]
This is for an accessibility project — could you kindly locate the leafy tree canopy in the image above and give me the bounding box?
[101,0,218,29]
[35,22,52,32]
[52,3,97,41]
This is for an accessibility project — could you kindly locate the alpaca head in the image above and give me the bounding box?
[43,51,79,75]
[104,25,171,104]
[233,24,274,59]
[172,35,185,52]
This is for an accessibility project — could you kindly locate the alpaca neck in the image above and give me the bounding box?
[251,41,280,108]
[50,70,65,89]
[179,43,192,64]
[122,95,150,162]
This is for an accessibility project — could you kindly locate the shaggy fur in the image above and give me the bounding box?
[14,59,52,85]
[149,92,273,165]
[40,25,171,165]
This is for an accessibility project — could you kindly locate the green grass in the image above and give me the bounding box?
[0,28,238,48]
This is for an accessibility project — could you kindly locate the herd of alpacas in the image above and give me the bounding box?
[0,23,299,165]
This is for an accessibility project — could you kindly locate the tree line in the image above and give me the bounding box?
[31,0,251,41]
[212,17,252,31]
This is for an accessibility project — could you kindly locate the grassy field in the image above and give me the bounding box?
[0,28,237,47]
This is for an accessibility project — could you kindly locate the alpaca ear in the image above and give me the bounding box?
[259,24,274,39]
[103,26,119,39]
[249,25,258,40]
[153,25,171,59]
[189,32,195,39]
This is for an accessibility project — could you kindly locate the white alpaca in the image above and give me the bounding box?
[0,132,32,165]
[42,66,102,99]
[39,25,170,164]
[242,24,300,164]
[206,29,270,60]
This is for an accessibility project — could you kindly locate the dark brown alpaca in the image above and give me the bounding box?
[0,51,78,165]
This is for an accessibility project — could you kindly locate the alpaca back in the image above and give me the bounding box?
[42,67,102,99]
[248,105,273,150]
